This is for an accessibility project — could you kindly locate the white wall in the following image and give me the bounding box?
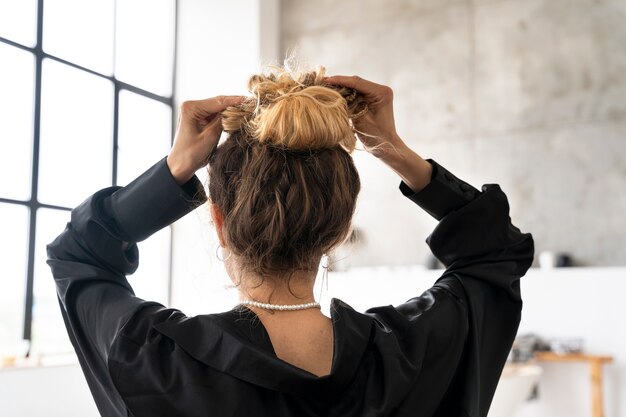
[175,0,280,101]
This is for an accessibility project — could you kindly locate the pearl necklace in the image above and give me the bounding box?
[240,300,321,311]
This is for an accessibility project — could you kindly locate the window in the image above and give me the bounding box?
[0,0,177,360]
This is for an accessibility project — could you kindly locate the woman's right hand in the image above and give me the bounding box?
[324,75,406,158]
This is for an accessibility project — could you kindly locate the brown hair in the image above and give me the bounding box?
[208,67,366,277]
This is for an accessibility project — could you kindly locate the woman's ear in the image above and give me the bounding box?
[209,203,227,247]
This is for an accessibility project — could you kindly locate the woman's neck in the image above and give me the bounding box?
[237,269,318,306]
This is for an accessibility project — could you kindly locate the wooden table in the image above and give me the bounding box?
[534,352,614,417]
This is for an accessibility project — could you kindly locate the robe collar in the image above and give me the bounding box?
[153,298,374,398]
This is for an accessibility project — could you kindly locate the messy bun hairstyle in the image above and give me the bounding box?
[208,67,366,276]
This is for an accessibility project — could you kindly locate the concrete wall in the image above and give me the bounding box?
[282,0,626,267]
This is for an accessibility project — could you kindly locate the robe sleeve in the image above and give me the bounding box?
[46,157,206,417]
[398,159,534,417]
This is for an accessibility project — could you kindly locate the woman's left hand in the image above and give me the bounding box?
[167,95,245,184]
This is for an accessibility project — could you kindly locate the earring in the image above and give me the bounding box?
[216,244,232,261]
[322,254,330,290]
[320,254,330,270]
[318,254,330,303]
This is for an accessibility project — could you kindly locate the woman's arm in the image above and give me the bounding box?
[47,95,242,416]
[327,75,534,417]
[47,157,206,416]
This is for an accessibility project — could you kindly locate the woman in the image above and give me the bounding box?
[48,69,534,417]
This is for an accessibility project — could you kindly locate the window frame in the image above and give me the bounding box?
[0,0,179,345]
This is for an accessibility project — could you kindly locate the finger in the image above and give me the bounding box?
[191,95,246,116]
[174,110,182,130]
[202,114,223,138]
[324,75,384,96]
[179,96,245,133]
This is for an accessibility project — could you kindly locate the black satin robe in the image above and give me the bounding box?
[47,157,534,417]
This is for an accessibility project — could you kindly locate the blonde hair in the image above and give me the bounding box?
[221,67,367,152]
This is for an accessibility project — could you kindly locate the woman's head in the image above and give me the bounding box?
[208,67,366,280]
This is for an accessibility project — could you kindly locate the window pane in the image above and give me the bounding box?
[43,0,114,74]
[0,0,37,46]
[0,204,29,356]
[115,0,175,96]
[117,90,172,185]
[0,44,34,200]
[130,227,171,306]
[39,59,113,208]
[31,207,72,356]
